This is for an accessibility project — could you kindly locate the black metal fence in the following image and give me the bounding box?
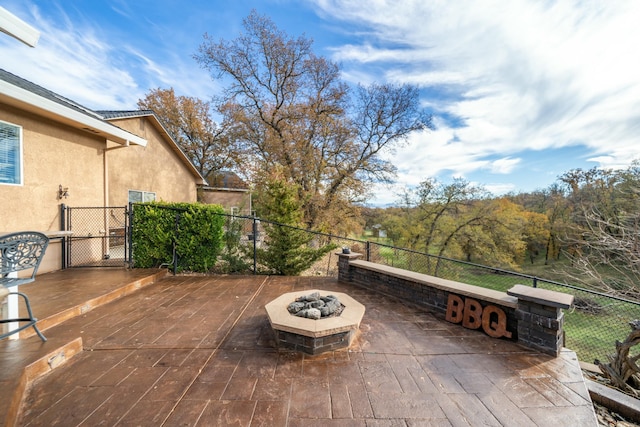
[360,242,640,365]
[128,206,361,276]
[62,205,129,267]
[128,208,640,364]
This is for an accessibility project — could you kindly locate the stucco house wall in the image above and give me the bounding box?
[0,70,205,274]
[200,187,252,215]
[0,104,109,273]
[103,115,202,206]
[0,105,107,230]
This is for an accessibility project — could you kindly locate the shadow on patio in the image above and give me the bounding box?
[1,268,597,426]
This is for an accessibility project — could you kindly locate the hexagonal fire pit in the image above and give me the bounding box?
[265,290,365,355]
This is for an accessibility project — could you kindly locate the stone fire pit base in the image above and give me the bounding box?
[265,290,365,355]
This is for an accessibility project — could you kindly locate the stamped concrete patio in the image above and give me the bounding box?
[1,269,597,426]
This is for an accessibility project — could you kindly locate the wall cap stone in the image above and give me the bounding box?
[335,251,363,260]
[348,259,518,308]
[265,290,365,338]
[507,284,574,309]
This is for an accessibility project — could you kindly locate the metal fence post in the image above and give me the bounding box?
[253,217,258,274]
[366,241,371,261]
[60,204,67,269]
[172,211,180,275]
[128,202,134,267]
[66,205,73,267]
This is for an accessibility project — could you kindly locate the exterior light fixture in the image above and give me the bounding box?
[58,185,69,199]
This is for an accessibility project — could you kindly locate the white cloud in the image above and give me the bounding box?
[484,183,516,195]
[488,157,520,174]
[3,0,640,205]
[382,126,489,187]
[367,182,406,207]
[312,0,640,200]
[0,3,140,109]
[0,1,217,110]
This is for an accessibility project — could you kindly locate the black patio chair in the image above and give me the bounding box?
[0,231,49,342]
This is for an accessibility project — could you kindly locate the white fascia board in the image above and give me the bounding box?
[0,7,40,47]
[0,79,147,146]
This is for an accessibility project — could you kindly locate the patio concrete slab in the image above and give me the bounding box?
[0,271,598,426]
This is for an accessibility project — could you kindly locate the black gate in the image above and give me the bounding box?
[62,205,129,267]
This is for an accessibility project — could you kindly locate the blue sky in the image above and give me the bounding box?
[2,1,640,206]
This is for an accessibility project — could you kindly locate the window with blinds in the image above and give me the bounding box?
[0,120,22,185]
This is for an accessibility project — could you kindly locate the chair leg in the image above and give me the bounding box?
[32,323,47,342]
[0,292,47,342]
[18,291,46,342]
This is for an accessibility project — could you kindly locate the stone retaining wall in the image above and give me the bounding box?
[337,252,573,356]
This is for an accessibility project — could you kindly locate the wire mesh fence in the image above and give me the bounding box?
[364,240,640,364]
[212,214,361,276]
[63,206,129,267]
[128,206,640,364]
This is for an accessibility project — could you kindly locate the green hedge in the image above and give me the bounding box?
[132,202,225,272]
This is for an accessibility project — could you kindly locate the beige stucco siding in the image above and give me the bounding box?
[0,104,105,232]
[1,107,199,274]
[0,104,107,273]
[200,189,251,215]
[105,117,198,206]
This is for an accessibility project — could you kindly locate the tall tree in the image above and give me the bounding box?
[412,178,488,256]
[195,10,431,232]
[254,174,336,275]
[433,197,527,271]
[559,164,640,298]
[137,88,239,182]
[521,209,551,264]
[507,185,571,264]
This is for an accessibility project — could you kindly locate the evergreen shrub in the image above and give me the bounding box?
[132,202,225,272]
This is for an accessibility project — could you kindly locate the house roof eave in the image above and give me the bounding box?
[202,186,250,193]
[0,79,147,147]
[100,110,207,185]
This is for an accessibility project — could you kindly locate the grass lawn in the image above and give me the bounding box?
[369,244,640,363]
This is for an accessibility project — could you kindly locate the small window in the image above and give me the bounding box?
[0,120,23,185]
[230,207,239,216]
[128,190,156,203]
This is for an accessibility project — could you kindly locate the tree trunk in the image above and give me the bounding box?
[596,320,640,396]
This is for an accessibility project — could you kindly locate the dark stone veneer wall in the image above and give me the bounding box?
[337,252,573,357]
